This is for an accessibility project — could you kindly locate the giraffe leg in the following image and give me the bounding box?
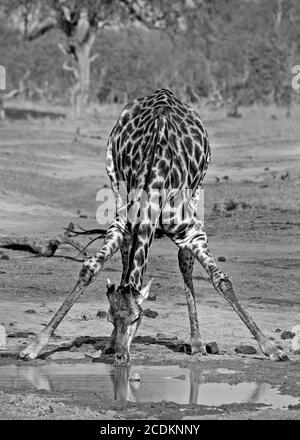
[120,234,130,284]
[103,235,130,355]
[20,218,125,360]
[173,222,289,362]
[178,248,206,356]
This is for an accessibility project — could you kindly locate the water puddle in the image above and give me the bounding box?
[0,363,298,408]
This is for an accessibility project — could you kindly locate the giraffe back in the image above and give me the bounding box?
[106,88,211,200]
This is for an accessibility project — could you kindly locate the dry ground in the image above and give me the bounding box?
[0,104,299,419]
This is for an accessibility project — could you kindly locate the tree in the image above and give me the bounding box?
[1,0,189,118]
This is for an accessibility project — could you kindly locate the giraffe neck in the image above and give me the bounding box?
[123,113,168,292]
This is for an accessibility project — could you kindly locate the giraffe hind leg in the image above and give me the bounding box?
[174,221,289,362]
[178,248,207,356]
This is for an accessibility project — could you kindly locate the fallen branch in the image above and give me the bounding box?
[0,223,88,258]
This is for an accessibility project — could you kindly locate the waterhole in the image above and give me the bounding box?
[0,363,298,408]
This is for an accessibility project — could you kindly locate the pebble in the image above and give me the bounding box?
[234,345,257,355]
[218,256,226,262]
[0,255,10,260]
[85,349,102,359]
[96,310,107,319]
[143,309,158,319]
[281,331,296,340]
[25,309,36,314]
[206,341,219,354]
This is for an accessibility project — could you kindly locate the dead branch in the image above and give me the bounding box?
[0,223,88,258]
[89,53,100,63]
[26,16,57,41]
[62,60,79,78]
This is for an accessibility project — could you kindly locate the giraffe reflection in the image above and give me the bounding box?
[13,365,275,406]
[112,367,140,402]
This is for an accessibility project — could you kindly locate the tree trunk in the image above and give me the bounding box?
[0,93,5,120]
[73,33,96,119]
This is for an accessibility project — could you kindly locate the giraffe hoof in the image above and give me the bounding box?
[269,349,289,362]
[19,347,39,360]
[19,336,49,360]
[261,340,289,362]
[191,345,207,356]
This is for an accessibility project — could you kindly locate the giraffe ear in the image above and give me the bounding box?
[137,278,154,305]
[106,278,115,301]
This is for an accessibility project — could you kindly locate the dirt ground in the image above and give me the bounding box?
[0,105,299,420]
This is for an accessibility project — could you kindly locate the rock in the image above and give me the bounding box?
[1,255,10,260]
[85,349,102,359]
[129,372,140,382]
[218,256,226,262]
[281,331,295,340]
[275,328,281,333]
[235,345,257,355]
[206,341,219,354]
[143,308,158,319]
[79,312,94,321]
[25,309,36,314]
[96,310,107,319]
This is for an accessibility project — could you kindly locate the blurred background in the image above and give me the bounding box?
[0,0,300,119]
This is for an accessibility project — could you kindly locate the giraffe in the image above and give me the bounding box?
[20,89,288,364]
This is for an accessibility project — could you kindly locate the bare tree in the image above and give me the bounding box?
[2,0,189,118]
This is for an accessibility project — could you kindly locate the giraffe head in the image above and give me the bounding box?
[106,278,153,366]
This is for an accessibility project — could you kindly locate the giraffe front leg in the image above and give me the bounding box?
[20,218,125,360]
[174,222,289,362]
[102,234,131,356]
[178,248,207,356]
